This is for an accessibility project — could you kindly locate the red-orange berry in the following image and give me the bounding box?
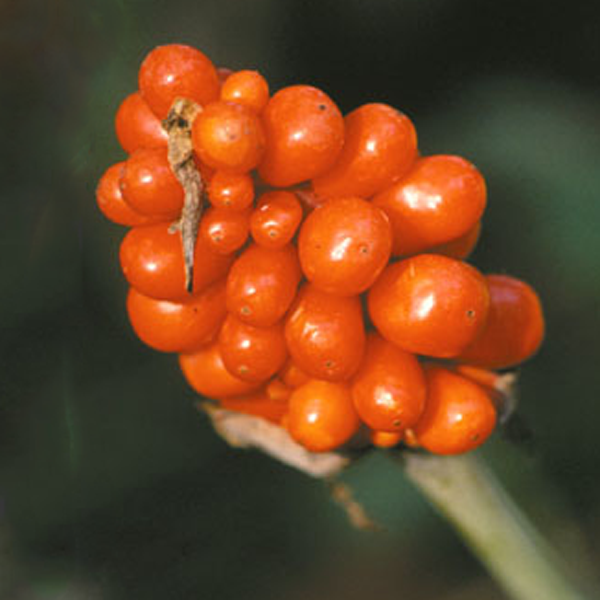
[312,103,417,200]
[126,280,226,353]
[115,92,168,153]
[226,243,302,327]
[413,365,497,455]
[368,254,490,358]
[285,283,366,381]
[287,380,360,452]
[120,223,233,300]
[373,155,486,256]
[219,315,288,382]
[370,430,403,448]
[352,333,426,433]
[96,162,157,227]
[192,100,266,173]
[430,222,481,260]
[199,207,250,255]
[218,391,288,424]
[250,191,303,249]
[220,70,270,113]
[298,197,392,296]
[139,44,220,119]
[207,171,255,210]
[121,147,184,218]
[458,274,545,369]
[258,85,344,187]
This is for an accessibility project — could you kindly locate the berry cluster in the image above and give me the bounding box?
[97,44,545,456]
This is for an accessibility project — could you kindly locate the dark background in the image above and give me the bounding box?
[1,0,600,598]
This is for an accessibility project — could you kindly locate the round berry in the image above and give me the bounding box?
[458,274,544,369]
[115,92,168,153]
[226,243,301,327]
[179,340,261,398]
[192,101,265,173]
[285,283,366,381]
[220,70,270,113]
[298,197,392,296]
[370,430,403,448]
[207,171,254,210]
[127,280,226,353]
[250,191,303,249]
[219,391,288,424]
[430,222,481,260]
[258,85,344,187]
[199,207,250,255]
[121,147,184,218]
[96,162,156,227]
[352,333,426,433]
[287,380,360,452]
[139,44,220,119]
[219,315,288,382]
[413,366,497,455]
[373,155,486,256]
[368,254,490,358]
[120,223,233,300]
[312,103,417,200]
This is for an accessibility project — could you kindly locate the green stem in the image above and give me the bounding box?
[399,452,594,600]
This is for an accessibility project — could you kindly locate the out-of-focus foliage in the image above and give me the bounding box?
[1,0,599,598]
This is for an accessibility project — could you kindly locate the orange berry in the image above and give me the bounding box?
[220,70,269,113]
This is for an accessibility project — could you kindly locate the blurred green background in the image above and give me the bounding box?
[1,0,600,598]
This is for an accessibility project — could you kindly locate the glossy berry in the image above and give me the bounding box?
[226,243,301,327]
[120,222,233,300]
[458,274,545,369]
[352,333,426,432]
[199,207,250,255]
[279,359,311,389]
[258,85,344,187]
[139,44,220,119]
[192,101,266,173]
[207,170,254,210]
[287,380,360,452]
[96,162,156,227]
[266,378,293,402]
[285,283,366,381]
[298,197,392,296]
[219,391,288,424]
[413,365,497,455]
[250,191,303,249]
[368,254,490,358]
[220,70,270,113]
[219,314,288,382]
[312,103,417,200]
[373,155,486,256]
[127,280,226,353]
[115,92,168,153]
[179,340,261,398]
[121,147,184,218]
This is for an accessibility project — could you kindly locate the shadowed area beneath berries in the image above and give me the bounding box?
[1,0,600,598]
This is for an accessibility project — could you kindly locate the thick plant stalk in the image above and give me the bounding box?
[400,452,593,600]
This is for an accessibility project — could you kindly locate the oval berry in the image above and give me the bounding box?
[220,70,270,113]
[250,191,303,249]
[373,155,486,256]
[127,280,226,353]
[298,197,392,296]
[120,223,233,300]
[192,101,265,173]
[219,391,288,424]
[312,103,417,200]
[199,207,250,255]
[458,274,544,369]
[258,85,344,187]
[139,44,220,119]
[207,171,254,210]
[287,380,360,452]
[413,366,497,455]
[226,243,301,327]
[219,315,288,383]
[115,92,168,153]
[179,341,261,398]
[121,147,184,218]
[285,284,366,381]
[368,254,490,358]
[352,333,426,433]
